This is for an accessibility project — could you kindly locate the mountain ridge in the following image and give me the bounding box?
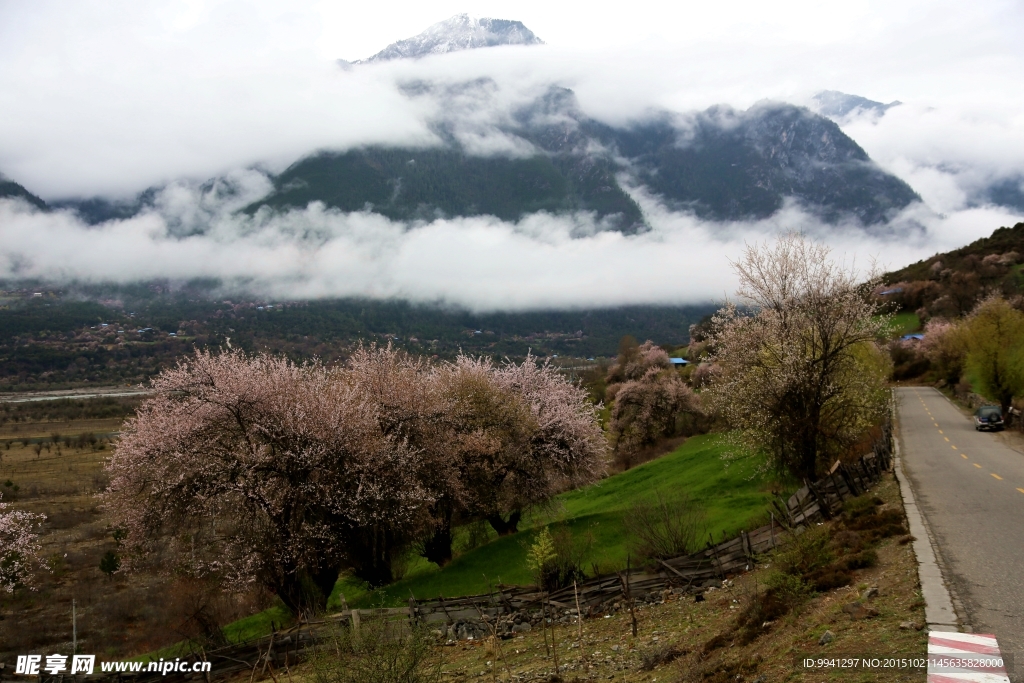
[245,91,919,229]
[5,89,923,232]
[0,175,48,210]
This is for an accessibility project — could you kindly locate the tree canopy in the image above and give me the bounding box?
[964,296,1024,414]
[104,347,605,614]
[706,233,891,480]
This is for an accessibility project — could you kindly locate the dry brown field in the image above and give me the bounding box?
[0,418,180,659]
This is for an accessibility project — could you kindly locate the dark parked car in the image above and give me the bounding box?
[974,406,1004,431]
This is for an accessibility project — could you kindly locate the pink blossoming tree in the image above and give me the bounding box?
[105,347,606,612]
[105,351,428,614]
[0,494,46,593]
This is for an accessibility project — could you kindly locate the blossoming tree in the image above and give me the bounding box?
[606,341,699,467]
[105,347,607,610]
[104,351,428,614]
[706,233,891,480]
[0,494,46,593]
[446,354,606,538]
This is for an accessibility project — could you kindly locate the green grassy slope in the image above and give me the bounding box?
[884,311,922,337]
[141,432,776,657]
[335,433,775,608]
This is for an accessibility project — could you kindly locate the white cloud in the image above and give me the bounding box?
[1,180,1018,310]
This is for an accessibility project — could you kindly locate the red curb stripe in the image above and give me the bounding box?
[927,675,977,683]
[929,662,1008,674]
[929,636,1001,655]
[926,675,988,683]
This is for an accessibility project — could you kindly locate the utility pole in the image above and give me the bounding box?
[72,599,77,654]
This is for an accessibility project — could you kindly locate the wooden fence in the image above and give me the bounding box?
[9,419,893,683]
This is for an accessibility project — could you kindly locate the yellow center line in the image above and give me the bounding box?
[961,454,968,459]
[939,430,944,434]
[991,473,1003,480]
[974,463,982,468]
[951,445,958,450]
[1017,488,1024,494]
[944,437,950,442]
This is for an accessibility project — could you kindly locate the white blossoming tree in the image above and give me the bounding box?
[706,233,891,481]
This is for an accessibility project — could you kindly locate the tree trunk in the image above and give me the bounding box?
[352,560,394,588]
[799,425,819,482]
[349,524,397,587]
[275,563,341,616]
[422,518,454,567]
[486,510,522,536]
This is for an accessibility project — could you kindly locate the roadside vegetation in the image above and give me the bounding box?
[880,222,1024,420]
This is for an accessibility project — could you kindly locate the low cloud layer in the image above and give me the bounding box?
[2,176,1019,310]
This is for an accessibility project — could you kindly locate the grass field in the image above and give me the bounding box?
[0,416,166,659]
[332,433,779,609]
[1,417,123,440]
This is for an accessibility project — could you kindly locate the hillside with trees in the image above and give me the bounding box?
[881,221,1024,418]
[880,221,1024,318]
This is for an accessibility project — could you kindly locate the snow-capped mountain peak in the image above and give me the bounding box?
[364,14,543,62]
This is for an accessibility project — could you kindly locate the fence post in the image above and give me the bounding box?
[828,468,846,502]
[839,462,861,497]
[805,479,832,520]
[708,534,724,579]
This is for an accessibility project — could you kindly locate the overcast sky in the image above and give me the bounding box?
[1,0,1023,308]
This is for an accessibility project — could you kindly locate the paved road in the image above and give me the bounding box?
[896,387,1024,675]
[0,386,151,403]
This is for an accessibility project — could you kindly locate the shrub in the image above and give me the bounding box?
[762,570,810,608]
[308,619,442,683]
[99,550,120,579]
[639,643,684,671]
[624,491,706,564]
[774,526,834,578]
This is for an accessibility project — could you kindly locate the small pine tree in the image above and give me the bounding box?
[99,550,120,579]
[526,527,556,587]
